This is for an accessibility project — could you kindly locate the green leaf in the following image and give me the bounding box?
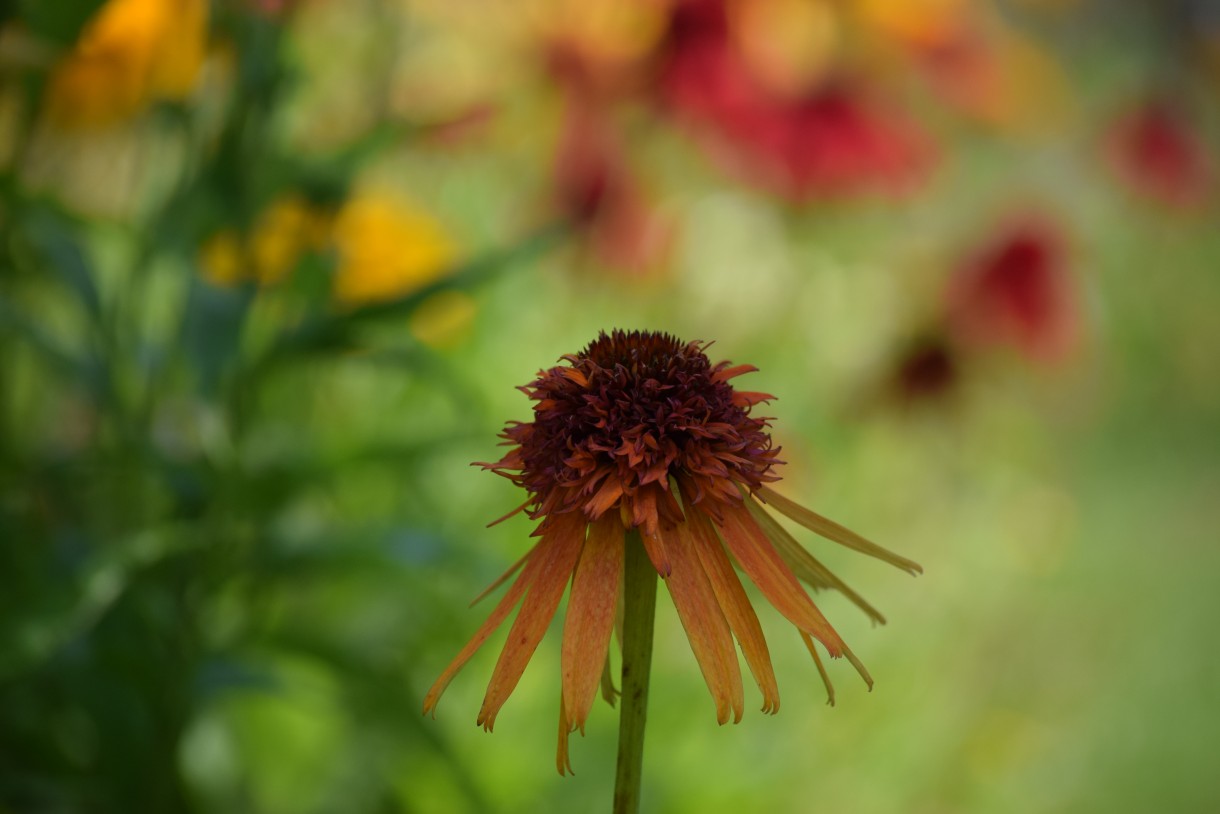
[180,274,256,396]
[21,207,103,322]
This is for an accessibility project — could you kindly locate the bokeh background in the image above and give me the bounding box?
[2,0,1218,812]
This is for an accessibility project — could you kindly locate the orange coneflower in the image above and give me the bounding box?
[424,330,920,772]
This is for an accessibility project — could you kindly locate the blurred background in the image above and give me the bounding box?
[1,0,1218,812]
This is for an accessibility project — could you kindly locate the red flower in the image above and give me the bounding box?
[946,218,1077,362]
[550,67,667,272]
[1107,95,1212,209]
[652,0,930,199]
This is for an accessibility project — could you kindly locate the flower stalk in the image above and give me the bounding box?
[614,530,657,814]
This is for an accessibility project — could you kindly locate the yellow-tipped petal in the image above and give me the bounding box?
[758,486,923,576]
[715,501,847,657]
[800,631,835,707]
[747,496,887,625]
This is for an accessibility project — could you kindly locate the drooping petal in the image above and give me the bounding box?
[666,521,744,724]
[747,497,887,625]
[730,390,775,408]
[800,631,835,707]
[424,541,545,716]
[469,539,539,608]
[712,363,759,383]
[758,486,923,575]
[685,501,780,714]
[486,497,533,528]
[561,513,624,733]
[842,643,874,689]
[477,512,588,731]
[714,500,847,657]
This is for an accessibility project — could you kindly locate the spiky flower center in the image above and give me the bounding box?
[486,330,781,533]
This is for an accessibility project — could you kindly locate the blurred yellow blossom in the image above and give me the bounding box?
[200,196,330,287]
[199,230,244,287]
[731,0,840,98]
[855,0,972,50]
[45,0,208,128]
[408,289,478,349]
[330,191,458,307]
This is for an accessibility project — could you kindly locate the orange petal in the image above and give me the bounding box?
[712,363,758,383]
[477,512,588,731]
[730,390,775,407]
[747,497,887,625]
[424,542,544,716]
[632,486,661,538]
[561,513,623,733]
[758,486,923,575]
[686,504,780,714]
[587,476,624,518]
[469,539,539,608]
[667,521,744,724]
[715,500,847,657]
[486,497,533,527]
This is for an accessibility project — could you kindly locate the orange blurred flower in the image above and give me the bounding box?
[44,0,208,128]
[424,330,920,772]
[550,83,669,273]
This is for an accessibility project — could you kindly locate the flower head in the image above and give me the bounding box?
[424,330,920,772]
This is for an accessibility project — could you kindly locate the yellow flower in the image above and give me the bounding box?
[200,189,471,346]
[45,0,208,128]
[199,196,329,288]
[330,191,458,307]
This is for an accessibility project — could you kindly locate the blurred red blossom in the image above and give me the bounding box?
[652,0,931,200]
[549,34,673,277]
[945,217,1078,363]
[1106,94,1213,209]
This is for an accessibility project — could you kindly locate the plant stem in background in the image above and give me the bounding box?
[613,530,658,814]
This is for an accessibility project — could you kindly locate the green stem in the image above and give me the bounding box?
[613,530,658,814]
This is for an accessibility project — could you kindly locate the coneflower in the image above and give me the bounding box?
[424,330,920,803]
